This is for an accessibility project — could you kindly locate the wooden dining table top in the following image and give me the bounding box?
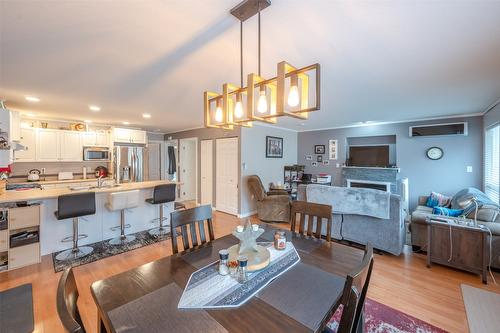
[90,228,364,333]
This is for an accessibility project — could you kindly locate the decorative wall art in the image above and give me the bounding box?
[317,155,323,162]
[314,145,325,154]
[305,155,313,160]
[329,139,338,160]
[323,160,330,166]
[311,162,318,167]
[266,136,283,158]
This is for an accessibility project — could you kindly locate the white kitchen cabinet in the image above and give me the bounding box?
[36,129,59,161]
[14,128,36,161]
[82,131,109,147]
[60,131,82,161]
[36,129,82,161]
[9,110,21,142]
[113,128,147,144]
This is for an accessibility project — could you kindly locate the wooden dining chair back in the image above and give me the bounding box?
[170,204,214,254]
[336,243,374,333]
[56,268,86,333]
[290,200,333,241]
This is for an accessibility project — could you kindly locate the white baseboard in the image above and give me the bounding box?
[237,210,258,218]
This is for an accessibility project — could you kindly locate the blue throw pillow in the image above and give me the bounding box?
[426,192,452,208]
[433,207,464,217]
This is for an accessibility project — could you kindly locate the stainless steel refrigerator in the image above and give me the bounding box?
[113,145,149,183]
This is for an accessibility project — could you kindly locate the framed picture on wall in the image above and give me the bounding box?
[317,155,323,162]
[314,145,325,154]
[305,155,313,160]
[266,136,283,158]
[323,160,330,166]
[311,162,318,167]
[329,139,338,160]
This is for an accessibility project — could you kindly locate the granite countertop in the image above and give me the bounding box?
[8,177,113,185]
[0,180,180,203]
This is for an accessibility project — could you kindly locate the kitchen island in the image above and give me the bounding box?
[0,180,179,256]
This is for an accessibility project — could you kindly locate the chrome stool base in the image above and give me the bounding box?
[55,246,93,261]
[149,226,169,237]
[109,235,136,245]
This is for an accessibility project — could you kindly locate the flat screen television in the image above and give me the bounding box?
[348,145,389,167]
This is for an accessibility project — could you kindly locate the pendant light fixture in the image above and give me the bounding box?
[204,0,320,129]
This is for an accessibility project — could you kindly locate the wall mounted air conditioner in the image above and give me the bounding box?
[409,122,468,137]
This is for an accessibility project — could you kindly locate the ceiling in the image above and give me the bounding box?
[1,0,500,133]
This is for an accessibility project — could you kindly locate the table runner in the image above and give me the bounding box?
[258,262,345,331]
[178,242,300,309]
[108,283,227,333]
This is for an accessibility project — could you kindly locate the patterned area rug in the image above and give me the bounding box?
[52,230,171,272]
[327,298,448,333]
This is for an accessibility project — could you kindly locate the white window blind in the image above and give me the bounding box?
[485,124,500,204]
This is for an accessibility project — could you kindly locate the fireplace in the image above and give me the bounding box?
[346,179,391,192]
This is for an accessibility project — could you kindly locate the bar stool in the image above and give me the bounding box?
[55,192,96,261]
[147,184,176,236]
[106,190,140,245]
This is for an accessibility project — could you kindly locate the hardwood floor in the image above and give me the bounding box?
[0,211,499,333]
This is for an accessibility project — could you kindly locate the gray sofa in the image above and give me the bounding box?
[297,184,405,255]
[410,194,500,269]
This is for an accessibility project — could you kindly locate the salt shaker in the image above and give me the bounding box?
[218,249,229,276]
[236,255,248,283]
[274,230,286,250]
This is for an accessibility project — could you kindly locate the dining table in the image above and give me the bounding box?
[90,226,364,333]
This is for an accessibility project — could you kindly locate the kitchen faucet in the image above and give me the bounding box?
[97,175,104,188]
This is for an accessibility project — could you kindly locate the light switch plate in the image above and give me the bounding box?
[466,166,473,173]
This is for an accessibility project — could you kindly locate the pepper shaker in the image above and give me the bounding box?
[236,255,248,283]
[218,249,229,276]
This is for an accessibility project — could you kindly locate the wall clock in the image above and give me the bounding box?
[426,147,443,160]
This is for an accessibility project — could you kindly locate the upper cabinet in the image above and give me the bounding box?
[36,129,82,162]
[14,128,36,161]
[113,128,147,144]
[9,111,21,142]
[82,130,110,147]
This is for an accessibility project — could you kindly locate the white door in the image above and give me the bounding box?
[36,129,59,161]
[60,131,82,161]
[15,128,36,161]
[179,138,197,201]
[200,140,213,206]
[216,137,238,215]
[148,142,161,180]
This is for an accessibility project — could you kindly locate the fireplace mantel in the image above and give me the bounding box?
[342,166,400,172]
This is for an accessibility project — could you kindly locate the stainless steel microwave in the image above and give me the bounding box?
[83,147,111,161]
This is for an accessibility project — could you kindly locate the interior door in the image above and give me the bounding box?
[179,138,197,201]
[148,142,161,180]
[200,140,213,206]
[216,137,238,215]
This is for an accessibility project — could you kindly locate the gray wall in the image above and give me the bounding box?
[484,102,500,128]
[297,116,483,210]
[165,127,241,211]
[240,125,298,215]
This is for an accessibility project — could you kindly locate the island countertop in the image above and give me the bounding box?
[0,180,180,203]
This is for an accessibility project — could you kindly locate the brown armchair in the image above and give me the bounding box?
[247,175,291,223]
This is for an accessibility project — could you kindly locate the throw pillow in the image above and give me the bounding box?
[426,192,452,208]
[433,207,464,217]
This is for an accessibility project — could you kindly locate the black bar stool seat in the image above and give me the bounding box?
[54,192,96,261]
[147,184,176,236]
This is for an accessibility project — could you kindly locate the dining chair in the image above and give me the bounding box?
[56,268,86,333]
[290,200,333,241]
[170,204,214,254]
[322,243,374,333]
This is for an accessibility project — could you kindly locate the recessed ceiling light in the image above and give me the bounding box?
[142,113,151,119]
[24,112,37,117]
[84,120,92,123]
[122,121,130,125]
[88,105,101,112]
[25,96,40,103]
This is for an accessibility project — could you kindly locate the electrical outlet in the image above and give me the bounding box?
[466,166,473,173]
[41,167,46,174]
[336,163,340,168]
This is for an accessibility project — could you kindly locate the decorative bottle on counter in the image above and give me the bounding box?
[274,231,286,250]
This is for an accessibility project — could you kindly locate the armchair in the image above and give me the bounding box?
[247,175,291,223]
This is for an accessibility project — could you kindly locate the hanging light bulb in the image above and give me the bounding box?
[234,93,243,118]
[215,99,223,122]
[257,86,268,113]
[287,75,300,107]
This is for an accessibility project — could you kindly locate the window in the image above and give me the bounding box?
[485,124,500,204]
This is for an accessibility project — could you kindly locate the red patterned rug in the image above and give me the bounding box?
[327,298,448,333]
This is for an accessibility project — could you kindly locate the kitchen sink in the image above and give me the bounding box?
[69,184,121,191]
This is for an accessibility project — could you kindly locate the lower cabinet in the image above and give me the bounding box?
[9,243,40,270]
